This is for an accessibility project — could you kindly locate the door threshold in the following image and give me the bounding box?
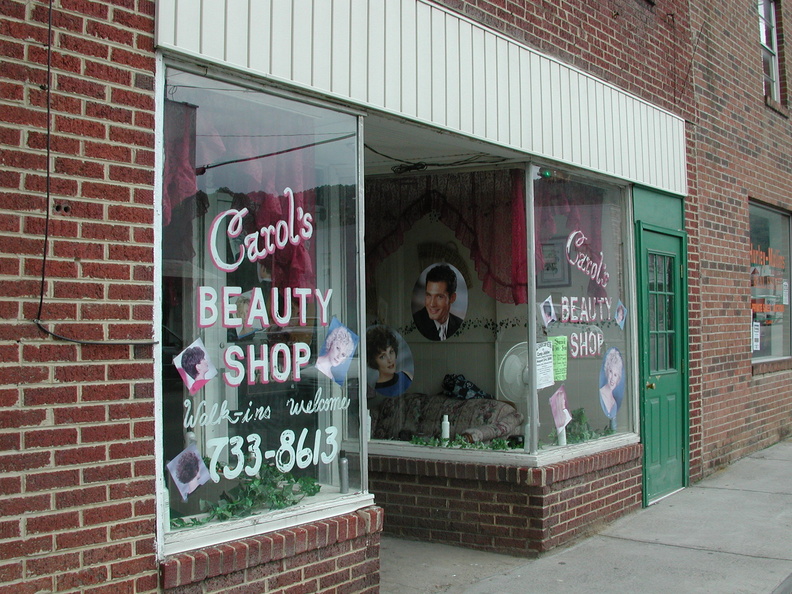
[647,486,685,506]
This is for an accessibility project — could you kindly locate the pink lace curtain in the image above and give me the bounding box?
[162,99,316,290]
[365,169,531,304]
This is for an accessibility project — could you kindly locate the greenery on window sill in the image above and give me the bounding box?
[548,407,613,445]
[170,463,321,530]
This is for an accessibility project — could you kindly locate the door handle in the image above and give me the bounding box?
[646,382,656,389]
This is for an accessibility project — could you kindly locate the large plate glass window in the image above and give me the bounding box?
[750,201,791,361]
[160,68,364,548]
[533,166,634,445]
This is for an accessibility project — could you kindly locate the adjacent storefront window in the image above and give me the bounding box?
[159,68,366,550]
[364,165,633,453]
[750,202,791,361]
[534,167,634,446]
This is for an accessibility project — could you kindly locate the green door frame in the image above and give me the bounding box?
[635,221,691,506]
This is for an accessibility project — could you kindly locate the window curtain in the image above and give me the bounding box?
[365,169,531,304]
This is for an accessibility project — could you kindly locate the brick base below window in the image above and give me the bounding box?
[160,507,383,592]
[369,444,642,555]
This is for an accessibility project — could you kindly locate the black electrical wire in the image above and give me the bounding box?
[364,143,507,174]
[33,0,156,346]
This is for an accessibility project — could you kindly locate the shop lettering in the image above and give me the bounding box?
[559,296,612,323]
[197,286,333,328]
[286,387,350,415]
[566,230,610,287]
[568,329,604,358]
[208,187,314,273]
[223,342,312,386]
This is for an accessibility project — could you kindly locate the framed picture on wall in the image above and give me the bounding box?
[538,237,571,288]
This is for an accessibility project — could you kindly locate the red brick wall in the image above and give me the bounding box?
[687,1,792,472]
[161,508,382,594]
[0,0,160,591]
[369,445,642,555]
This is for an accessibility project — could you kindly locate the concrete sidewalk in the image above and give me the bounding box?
[379,438,792,593]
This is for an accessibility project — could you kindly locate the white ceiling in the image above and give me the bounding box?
[362,112,529,177]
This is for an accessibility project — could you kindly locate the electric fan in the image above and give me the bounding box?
[497,342,529,401]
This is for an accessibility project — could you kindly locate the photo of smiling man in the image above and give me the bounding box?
[412,263,468,341]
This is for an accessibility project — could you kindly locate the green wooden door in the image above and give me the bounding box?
[637,224,688,504]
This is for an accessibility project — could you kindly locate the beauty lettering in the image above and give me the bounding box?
[198,188,329,386]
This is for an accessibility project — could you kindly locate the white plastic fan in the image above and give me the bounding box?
[498,342,529,401]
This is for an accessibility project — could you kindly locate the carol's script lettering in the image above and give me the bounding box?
[566,230,609,288]
[208,187,313,273]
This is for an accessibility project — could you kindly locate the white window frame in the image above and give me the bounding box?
[760,0,782,103]
[153,53,374,559]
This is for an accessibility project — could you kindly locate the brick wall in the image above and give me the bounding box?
[688,1,792,472]
[0,0,159,591]
[161,508,382,594]
[369,444,642,555]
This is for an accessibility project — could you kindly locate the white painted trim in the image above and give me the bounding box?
[155,0,688,196]
[164,493,375,557]
[153,52,167,562]
[367,433,641,468]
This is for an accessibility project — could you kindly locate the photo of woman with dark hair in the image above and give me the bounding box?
[166,443,210,501]
[174,338,217,395]
[366,325,414,397]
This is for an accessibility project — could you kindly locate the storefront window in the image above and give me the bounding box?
[363,165,634,454]
[533,167,634,445]
[750,202,791,361]
[159,68,364,547]
[365,169,530,448]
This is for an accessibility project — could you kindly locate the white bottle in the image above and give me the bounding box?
[441,414,450,440]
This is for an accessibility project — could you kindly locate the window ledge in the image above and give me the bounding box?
[752,357,792,376]
[765,95,789,117]
[367,432,640,467]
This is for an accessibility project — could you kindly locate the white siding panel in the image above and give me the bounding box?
[348,1,368,102]
[248,0,272,75]
[312,0,332,93]
[383,0,402,112]
[291,1,313,86]
[559,66,572,162]
[470,26,486,138]
[330,0,351,98]
[529,52,543,155]
[367,0,386,107]
[445,18,461,130]
[400,0,417,118]
[225,0,248,67]
[430,10,446,125]
[415,2,432,121]
[508,43,521,148]
[156,0,177,48]
[173,0,200,54]
[457,20,473,134]
[484,33,497,140]
[200,1,225,61]
[157,0,688,196]
[270,0,293,80]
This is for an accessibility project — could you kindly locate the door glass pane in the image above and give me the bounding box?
[648,252,676,373]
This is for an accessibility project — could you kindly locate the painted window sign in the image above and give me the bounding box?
[749,202,791,361]
[533,166,633,443]
[160,68,362,536]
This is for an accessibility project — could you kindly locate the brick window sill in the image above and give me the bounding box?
[765,95,789,117]
[752,357,792,376]
[160,507,383,590]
